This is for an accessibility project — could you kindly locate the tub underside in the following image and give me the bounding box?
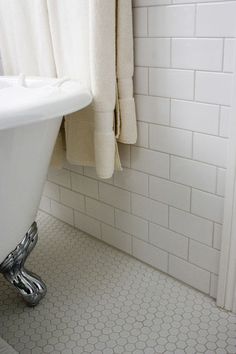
[0,117,62,263]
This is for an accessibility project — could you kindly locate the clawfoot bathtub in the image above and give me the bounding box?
[0,76,92,306]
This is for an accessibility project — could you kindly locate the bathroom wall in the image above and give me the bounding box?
[41,0,236,297]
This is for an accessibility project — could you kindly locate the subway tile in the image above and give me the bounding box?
[74,211,101,239]
[169,255,211,294]
[135,95,170,125]
[63,161,83,175]
[193,133,228,168]
[51,200,74,226]
[148,5,195,37]
[115,209,148,241]
[217,168,226,196]
[86,197,115,226]
[171,156,216,193]
[133,0,171,6]
[173,0,224,4]
[101,224,132,254]
[133,7,147,37]
[43,181,60,201]
[171,100,219,135]
[60,187,85,212]
[172,39,223,71]
[135,38,170,67]
[133,238,168,273]
[131,146,169,178]
[149,125,192,158]
[131,193,169,227]
[195,71,233,106]
[149,68,194,100]
[71,173,99,199]
[191,189,224,223]
[134,67,148,95]
[136,121,149,148]
[213,223,222,250]
[114,168,148,196]
[169,207,213,246]
[224,39,236,73]
[99,183,131,212]
[47,167,71,188]
[84,167,113,184]
[220,106,231,138]
[149,223,188,259]
[39,196,51,213]
[196,2,236,37]
[210,273,218,299]
[189,240,220,274]
[149,176,191,211]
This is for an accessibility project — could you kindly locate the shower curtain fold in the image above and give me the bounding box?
[0,0,137,179]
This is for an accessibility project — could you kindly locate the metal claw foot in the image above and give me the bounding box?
[0,222,47,306]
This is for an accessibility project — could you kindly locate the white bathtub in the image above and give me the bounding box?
[0,76,92,265]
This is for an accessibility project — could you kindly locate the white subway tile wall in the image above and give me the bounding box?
[40,0,236,297]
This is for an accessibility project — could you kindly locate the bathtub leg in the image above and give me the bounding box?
[0,222,47,306]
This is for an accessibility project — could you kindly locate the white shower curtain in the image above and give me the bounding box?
[0,0,137,179]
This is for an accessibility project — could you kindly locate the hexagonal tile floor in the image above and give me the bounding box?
[0,212,236,354]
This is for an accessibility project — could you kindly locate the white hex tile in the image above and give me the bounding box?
[135,121,149,149]
[149,176,191,211]
[86,197,115,226]
[135,38,170,67]
[193,133,228,168]
[47,167,71,188]
[133,238,168,272]
[172,39,223,71]
[74,211,101,239]
[171,156,217,193]
[196,2,236,37]
[148,5,195,37]
[220,106,231,138]
[135,95,170,125]
[101,224,132,254]
[133,7,148,37]
[134,67,148,95]
[217,168,226,197]
[114,168,148,196]
[171,100,219,135]
[131,146,169,178]
[60,187,85,212]
[131,193,169,227]
[1,211,236,353]
[169,255,211,294]
[149,68,194,100]
[149,223,188,259]
[191,189,224,223]
[213,223,222,250]
[149,125,192,158]
[189,240,220,274]
[195,71,233,106]
[115,209,148,241]
[169,207,213,246]
[99,183,131,212]
[224,39,236,73]
[71,173,99,199]
[50,200,74,226]
[43,181,60,201]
